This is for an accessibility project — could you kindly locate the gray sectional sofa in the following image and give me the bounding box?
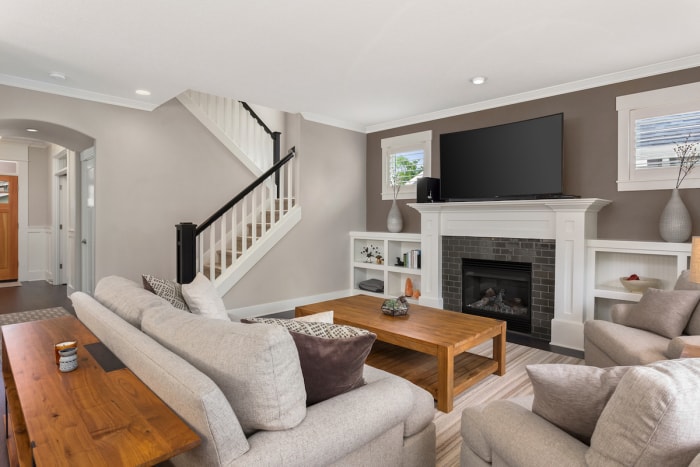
[71,276,436,466]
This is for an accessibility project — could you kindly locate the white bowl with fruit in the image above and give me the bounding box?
[619,274,661,293]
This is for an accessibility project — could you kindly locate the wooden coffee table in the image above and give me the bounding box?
[2,315,200,466]
[295,294,506,413]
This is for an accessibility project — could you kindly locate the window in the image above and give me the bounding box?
[617,82,700,191]
[381,130,431,200]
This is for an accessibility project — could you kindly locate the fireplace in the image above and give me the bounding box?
[442,236,555,341]
[463,258,532,334]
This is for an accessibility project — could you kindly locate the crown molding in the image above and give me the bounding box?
[365,54,700,134]
[0,74,159,111]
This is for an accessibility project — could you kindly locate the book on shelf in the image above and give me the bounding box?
[402,250,421,269]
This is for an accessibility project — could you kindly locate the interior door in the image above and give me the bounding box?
[80,149,95,295]
[58,174,68,285]
[0,175,19,281]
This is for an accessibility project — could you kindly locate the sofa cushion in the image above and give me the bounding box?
[244,318,376,405]
[293,310,334,323]
[674,269,700,335]
[586,359,700,466]
[584,319,669,365]
[526,364,630,444]
[181,273,229,321]
[617,288,700,338]
[142,309,306,435]
[95,275,183,328]
[142,274,190,312]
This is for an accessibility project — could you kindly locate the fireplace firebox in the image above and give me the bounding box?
[462,258,532,334]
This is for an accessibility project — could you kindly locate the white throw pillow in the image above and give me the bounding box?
[293,310,334,324]
[182,273,229,321]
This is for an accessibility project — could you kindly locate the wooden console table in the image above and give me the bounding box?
[296,294,506,413]
[2,315,200,466]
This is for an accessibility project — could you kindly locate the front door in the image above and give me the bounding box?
[0,175,19,281]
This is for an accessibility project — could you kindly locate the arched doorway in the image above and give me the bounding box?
[0,119,95,295]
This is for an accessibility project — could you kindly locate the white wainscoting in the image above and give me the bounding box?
[28,227,52,281]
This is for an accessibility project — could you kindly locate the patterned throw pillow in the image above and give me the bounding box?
[243,318,376,405]
[142,274,190,311]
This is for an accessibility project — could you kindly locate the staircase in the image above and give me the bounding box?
[176,91,300,294]
[177,90,280,175]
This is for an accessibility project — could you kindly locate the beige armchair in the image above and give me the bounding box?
[584,270,700,367]
[461,360,700,466]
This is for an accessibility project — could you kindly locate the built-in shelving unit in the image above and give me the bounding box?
[585,239,692,321]
[350,232,422,301]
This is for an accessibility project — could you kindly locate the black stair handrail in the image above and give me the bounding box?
[196,147,295,235]
[241,102,275,138]
[176,147,295,284]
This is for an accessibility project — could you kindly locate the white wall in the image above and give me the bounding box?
[0,84,367,309]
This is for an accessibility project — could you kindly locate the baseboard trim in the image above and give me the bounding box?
[228,289,352,321]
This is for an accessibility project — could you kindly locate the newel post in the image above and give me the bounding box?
[176,222,197,284]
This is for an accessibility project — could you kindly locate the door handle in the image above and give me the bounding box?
[81,239,87,244]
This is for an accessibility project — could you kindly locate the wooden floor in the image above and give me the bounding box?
[0,281,73,315]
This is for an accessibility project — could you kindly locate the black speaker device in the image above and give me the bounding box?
[417,177,440,203]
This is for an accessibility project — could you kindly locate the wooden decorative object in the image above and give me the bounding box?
[690,236,700,283]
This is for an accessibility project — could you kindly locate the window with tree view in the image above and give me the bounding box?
[381,130,432,200]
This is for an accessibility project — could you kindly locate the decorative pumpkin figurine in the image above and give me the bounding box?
[405,277,413,297]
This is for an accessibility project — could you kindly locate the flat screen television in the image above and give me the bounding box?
[439,113,563,201]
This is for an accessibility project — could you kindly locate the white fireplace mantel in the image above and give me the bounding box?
[409,198,611,351]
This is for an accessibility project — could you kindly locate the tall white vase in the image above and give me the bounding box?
[659,188,692,243]
[387,199,403,233]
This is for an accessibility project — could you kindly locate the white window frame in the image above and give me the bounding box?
[381,130,432,200]
[617,81,700,191]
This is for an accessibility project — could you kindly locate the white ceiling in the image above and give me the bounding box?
[2,0,700,133]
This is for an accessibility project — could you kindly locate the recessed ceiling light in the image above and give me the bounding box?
[49,71,66,80]
[26,128,38,133]
[135,89,151,96]
[471,76,487,85]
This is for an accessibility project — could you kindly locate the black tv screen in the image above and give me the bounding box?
[439,113,563,201]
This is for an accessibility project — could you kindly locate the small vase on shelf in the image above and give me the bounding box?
[387,199,403,233]
[659,188,692,243]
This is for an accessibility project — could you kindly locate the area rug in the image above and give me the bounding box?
[0,307,71,327]
[434,341,583,467]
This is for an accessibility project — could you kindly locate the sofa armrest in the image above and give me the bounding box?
[667,335,700,359]
[240,377,422,466]
[480,401,588,467]
[610,303,636,325]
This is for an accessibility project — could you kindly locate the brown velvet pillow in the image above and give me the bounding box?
[243,318,376,405]
[622,288,700,339]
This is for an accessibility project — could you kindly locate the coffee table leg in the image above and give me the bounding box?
[437,346,454,413]
[493,324,506,376]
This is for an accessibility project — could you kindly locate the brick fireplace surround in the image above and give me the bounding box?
[409,199,610,351]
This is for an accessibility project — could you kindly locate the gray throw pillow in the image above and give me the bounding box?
[143,309,306,435]
[586,359,700,466]
[674,270,700,335]
[142,274,190,312]
[243,318,376,405]
[527,364,630,444]
[621,288,700,338]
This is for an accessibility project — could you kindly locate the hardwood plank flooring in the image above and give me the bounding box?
[0,281,73,315]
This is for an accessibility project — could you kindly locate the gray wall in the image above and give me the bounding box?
[222,116,367,308]
[366,67,700,241]
[0,84,366,305]
[28,146,50,226]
